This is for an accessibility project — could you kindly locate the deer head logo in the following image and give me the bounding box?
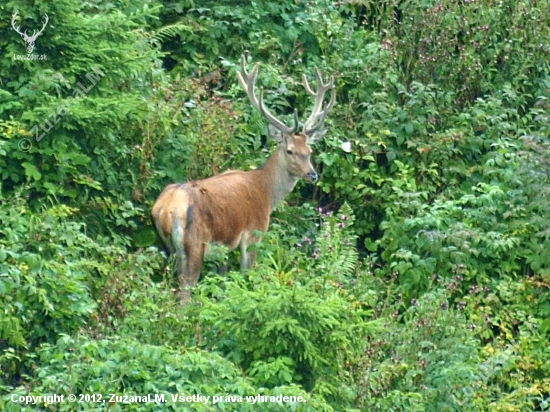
[11,11,48,54]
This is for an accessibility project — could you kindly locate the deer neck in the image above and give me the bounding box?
[259,149,299,212]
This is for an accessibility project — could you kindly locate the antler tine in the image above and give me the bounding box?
[304,87,336,134]
[237,55,259,110]
[302,69,334,96]
[33,14,49,38]
[11,11,25,36]
[302,68,335,136]
[238,55,296,134]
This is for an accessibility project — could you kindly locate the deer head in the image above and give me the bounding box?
[11,11,49,54]
[237,55,335,182]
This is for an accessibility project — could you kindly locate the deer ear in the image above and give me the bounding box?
[307,127,328,144]
[268,124,285,143]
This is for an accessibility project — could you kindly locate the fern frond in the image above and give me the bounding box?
[152,23,196,42]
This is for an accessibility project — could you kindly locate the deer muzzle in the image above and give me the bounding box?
[305,171,318,183]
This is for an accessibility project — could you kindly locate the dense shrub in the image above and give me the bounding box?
[1,0,550,410]
[0,195,96,359]
[3,335,336,412]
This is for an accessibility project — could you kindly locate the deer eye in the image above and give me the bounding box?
[286,149,293,155]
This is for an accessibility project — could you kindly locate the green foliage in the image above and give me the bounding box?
[2,334,335,412]
[0,1,166,246]
[160,1,321,72]
[355,287,481,411]
[192,204,380,404]
[198,271,361,389]
[312,202,359,280]
[349,0,550,105]
[374,92,550,297]
[1,0,550,411]
[0,195,95,353]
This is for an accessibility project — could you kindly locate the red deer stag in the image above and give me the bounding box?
[152,56,335,302]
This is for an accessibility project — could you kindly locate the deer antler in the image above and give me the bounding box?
[11,11,48,40]
[29,13,49,41]
[237,55,298,135]
[302,69,336,137]
[11,11,26,37]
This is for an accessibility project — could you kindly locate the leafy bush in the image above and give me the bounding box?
[2,0,550,410]
[2,334,337,412]
[0,195,96,350]
[193,204,380,404]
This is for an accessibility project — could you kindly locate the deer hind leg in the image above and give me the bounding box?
[170,215,204,304]
[240,230,259,271]
[178,241,204,303]
[153,209,175,256]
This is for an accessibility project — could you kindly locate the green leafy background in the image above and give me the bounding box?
[1,0,550,410]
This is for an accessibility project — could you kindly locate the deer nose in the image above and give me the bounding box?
[307,172,318,183]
